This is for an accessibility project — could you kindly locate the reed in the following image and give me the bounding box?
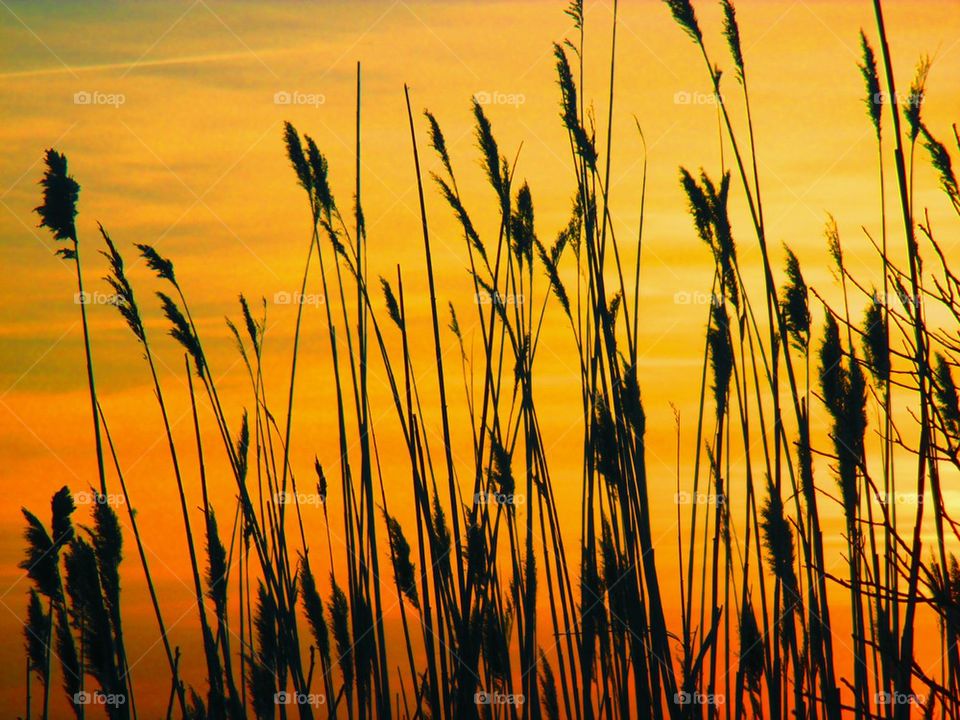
[15,1,960,719]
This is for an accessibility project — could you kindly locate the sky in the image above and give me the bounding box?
[2,0,960,715]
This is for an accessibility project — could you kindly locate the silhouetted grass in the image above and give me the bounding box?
[15,1,960,719]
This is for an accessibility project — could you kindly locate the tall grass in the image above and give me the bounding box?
[15,1,960,718]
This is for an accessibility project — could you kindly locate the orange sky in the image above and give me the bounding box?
[2,0,960,716]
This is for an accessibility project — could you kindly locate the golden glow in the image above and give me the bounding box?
[2,0,959,714]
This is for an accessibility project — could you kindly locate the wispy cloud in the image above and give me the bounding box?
[0,47,296,80]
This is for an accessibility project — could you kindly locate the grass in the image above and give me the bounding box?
[14,0,960,718]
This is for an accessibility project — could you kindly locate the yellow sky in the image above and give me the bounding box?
[2,0,960,714]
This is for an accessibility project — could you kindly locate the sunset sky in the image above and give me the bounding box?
[2,0,960,715]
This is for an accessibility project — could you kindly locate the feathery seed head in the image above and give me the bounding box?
[101,226,145,342]
[36,149,80,244]
[91,495,123,618]
[431,490,453,583]
[24,590,50,683]
[780,246,810,349]
[424,110,454,180]
[204,512,228,616]
[858,31,882,137]
[739,599,764,691]
[238,294,261,356]
[329,580,353,694]
[554,44,597,170]
[157,291,205,376]
[51,486,75,550]
[283,121,312,196]
[510,182,536,264]
[825,215,843,276]
[905,57,930,143]
[707,303,733,418]
[922,126,960,208]
[20,510,59,600]
[539,651,560,720]
[760,480,798,594]
[862,296,889,383]
[663,0,702,43]
[536,233,571,319]
[721,0,744,78]
[680,168,714,246]
[565,0,583,30]
[304,134,333,219]
[488,432,516,497]
[383,510,419,609]
[299,559,330,663]
[314,457,327,501]
[380,277,403,330]
[472,99,508,208]
[136,243,176,285]
[935,354,960,435]
[819,312,845,417]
